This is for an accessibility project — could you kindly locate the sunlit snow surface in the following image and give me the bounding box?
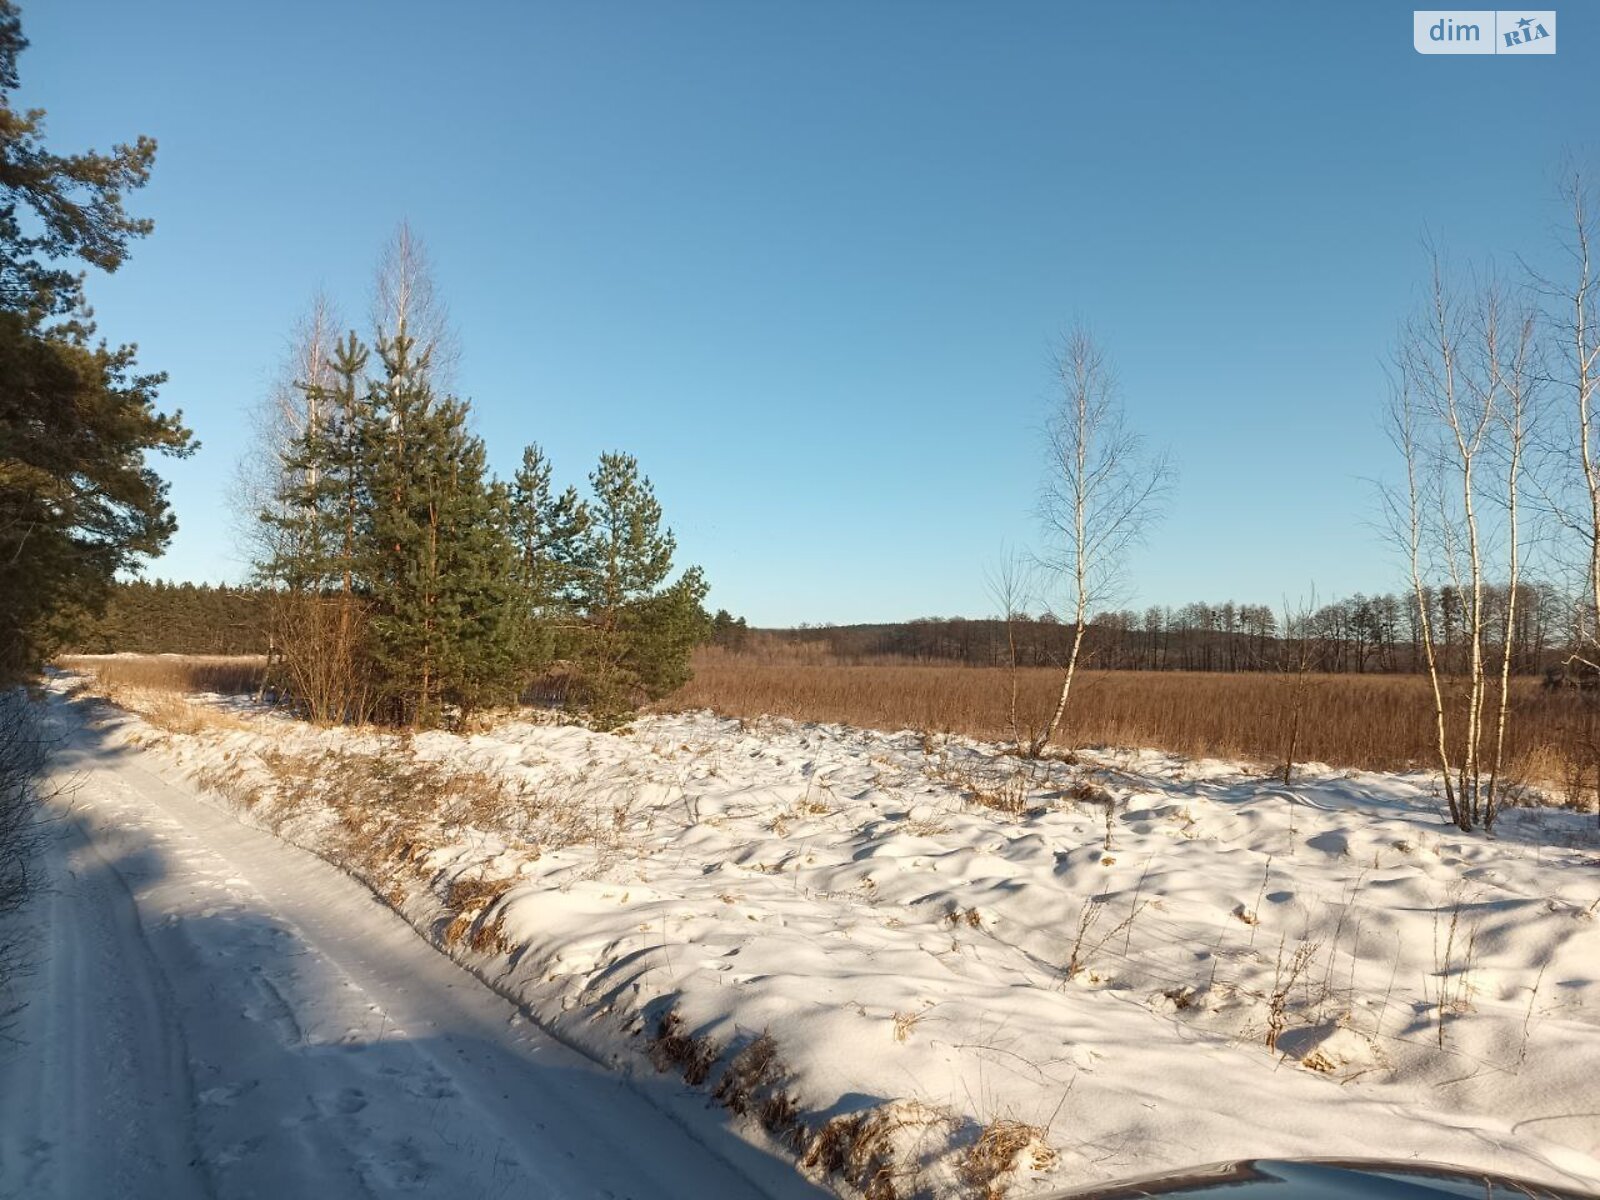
[63,681,1600,1197]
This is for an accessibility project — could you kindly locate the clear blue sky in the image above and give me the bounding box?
[23,1,1595,625]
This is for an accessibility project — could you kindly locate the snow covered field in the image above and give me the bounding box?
[49,676,1600,1198]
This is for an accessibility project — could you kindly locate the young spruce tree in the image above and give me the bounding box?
[572,452,709,725]
[507,443,590,684]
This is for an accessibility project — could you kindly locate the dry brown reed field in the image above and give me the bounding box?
[58,654,266,697]
[663,649,1596,790]
[56,651,1599,799]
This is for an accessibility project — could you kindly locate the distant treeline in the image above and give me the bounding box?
[70,581,1578,678]
[731,584,1577,675]
[64,581,274,656]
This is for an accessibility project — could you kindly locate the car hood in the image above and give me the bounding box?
[1039,1158,1597,1199]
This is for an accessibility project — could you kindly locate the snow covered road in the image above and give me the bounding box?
[0,697,825,1200]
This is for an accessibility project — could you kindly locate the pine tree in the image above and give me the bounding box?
[572,452,709,724]
[435,442,521,717]
[0,2,191,679]
[507,443,589,681]
[709,609,750,651]
[360,329,519,726]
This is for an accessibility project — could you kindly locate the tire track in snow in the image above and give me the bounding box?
[0,697,826,1200]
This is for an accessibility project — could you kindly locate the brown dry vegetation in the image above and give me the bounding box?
[662,650,1596,787]
[59,654,265,696]
[59,655,264,738]
[962,1119,1057,1198]
[60,651,1600,799]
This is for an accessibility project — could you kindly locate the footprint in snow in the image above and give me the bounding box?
[214,1135,266,1165]
[1305,831,1349,857]
[331,1087,368,1115]
[198,1078,260,1106]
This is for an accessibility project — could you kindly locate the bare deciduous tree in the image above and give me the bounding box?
[1387,258,1536,831]
[984,547,1038,750]
[231,291,341,570]
[371,220,459,388]
[1527,169,1600,826]
[1544,171,1600,657]
[1030,326,1171,757]
[1277,586,1320,785]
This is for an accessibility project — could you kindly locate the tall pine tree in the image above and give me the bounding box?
[0,2,192,679]
[360,328,518,726]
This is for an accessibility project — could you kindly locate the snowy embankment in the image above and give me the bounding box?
[61,676,1600,1199]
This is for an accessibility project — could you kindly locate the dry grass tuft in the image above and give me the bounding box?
[802,1100,957,1200]
[943,908,983,930]
[1064,778,1114,807]
[441,875,512,950]
[446,874,508,913]
[61,656,264,739]
[74,679,255,738]
[891,1010,925,1042]
[928,757,1037,816]
[467,908,516,956]
[649,1010,720,1086]
[711,1031,804,1143]
[961,1118,1057,1198]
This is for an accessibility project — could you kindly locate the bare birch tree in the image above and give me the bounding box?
[228,293,344,704]
[1029,326,1171,757]
[1387,258,1536,831]
[1528,169,1600,825]
[231,291,341,567]
[371,220,459,388]
[1547,172,1600,662]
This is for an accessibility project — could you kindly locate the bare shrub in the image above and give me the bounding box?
[0,691,50,1003]
[1064,892,1145,982]
[0,691,77,1036]
[264,593,373,724]
[1266,937,1321,1051]
[1276,590,1322,784]
[1429,886,1482,1046]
